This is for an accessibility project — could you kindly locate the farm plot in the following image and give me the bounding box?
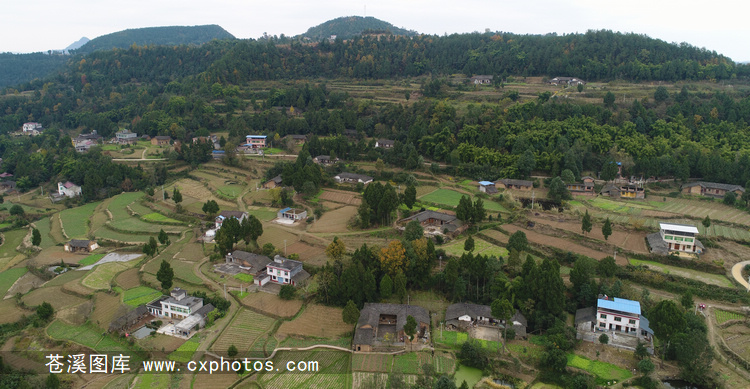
[241,292,302,318]
[715,309,745,324]
[566,354,632,384]
[530,217,649,253]
[22,286,86,310]
[0,229,28,269]
[137,334,186,355]
[90,292,127,329]
[33,217,58,249]
[4,272,43,297]
[169,338,200,363]
[416,186,438,197]
[308,206,356,233]
[82,261,134,290]
[503,225,614,262]
[141,212,183,224]
[479,229,509,243]
[443,237,508,258]
[258,226,299,250]
[108,192,184,234]
[132,373,170,389]
[167,178,234,214]
[60,202,100,238]
[0,299,27,324]
[352,354,392,372]
[286,242,327,266]
[115,268,141,289]
[659,198,750,226]
[420,189,469,207]
[277,304,351,338]
[79,253,105,266]
[319,190,362,205]
[191,371,240,389]
[48,214,66,244]
[47,320,135,355]
[123,286,162,307]
[41,269,85,287]
[629,258,734,288]
[260,350,350,389]
[0,267,28,297]
[30,246,84,267]
[246,207,279,222]
[212,308,276,355]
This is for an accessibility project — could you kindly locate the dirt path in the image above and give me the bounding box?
[193,257,240,356]
[732,260,750,290]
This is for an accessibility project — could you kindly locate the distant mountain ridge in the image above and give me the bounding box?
[300,16,417,40]
[65,37,90,52]
[75,25,235,54]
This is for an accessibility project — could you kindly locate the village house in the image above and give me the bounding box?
[151,136,171,146]
[277,207,307,222]
[445,303,528,338]
[145,288,216,338]
[22,122,43,135]
[115,129,138,145]
[58,181,82,198]
[343,129,360,139]
[259,255,309,287]
[549,77,586,86]
[352,303,430,352]
[478,181,498,194]
[470,75,493,85]
[287,134,307,144]
[64,239,99,253]
[374,139,395,149]
[399,210,463,236]
[567,176,595,195]
[109,306,149,334]
[0,181,16,192]
[215,211,247,229]
[575,296,654,347]
[263,175,283,189]
[600,183,645,199]
[313,155,339,165]
[245,135,267,149]
[680,181,745,199]
[334,172,373,185]
[495,179,533,191]
[647,222,703,256]
[225,250,271,279]
[73,131,103,152]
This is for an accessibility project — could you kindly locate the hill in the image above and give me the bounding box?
[300,16,418,40]
[75,24,235,54]
[0,52,69,89]
[65,37,90,52]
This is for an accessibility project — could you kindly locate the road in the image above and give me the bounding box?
[731,260,750,290]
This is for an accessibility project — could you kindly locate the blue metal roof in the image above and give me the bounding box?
[246,135,267,138]
[597,297,641,315]
[279,207,291,213]
[478,181,494,186]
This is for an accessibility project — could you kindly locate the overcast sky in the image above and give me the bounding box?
[2,0,747,62]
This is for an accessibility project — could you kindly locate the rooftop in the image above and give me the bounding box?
[659,222,699,234]
[268,255,303,271]
[597,297,641,315]
[246,135,267,139]
[68,239,91,248]
[478,181,494,186]
[402,210,457,224]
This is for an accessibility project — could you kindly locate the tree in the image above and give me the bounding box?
[32,228,41,246]
[242,215,263,244]
[202,200,220,218]
[542,348,568,372]
[343,300,360,324]
[577,83,584,93]
[680,290,694,310]
[581,210,592,236]
[547,176,571,203]
[227,345,238,358]
[156,260,174,290]
[602,218,612,241]
[143,241,155,256]
[464,236,475,252]
[702,215,711,236]
[279,285,296,300]
[149,236,158,253]
[599,333,609,345]
[394,271,407,303]
[472,198,486,223]
[404,315,417,343]
[673,329,713,385]
[380,274,393,299]
[403,220,424,241]
[172,187,183,204]
[46,373,61,389]
[380,240,406,277]
[635,341,649,360]
[9,204,24,217]
[507,231,528,253]
[597,256,617,278]
[491,298,514,353]
[601,160,619,181]
[561,169,575,184]
[326,237,346,261]
[36,301,54,321]
[638,358,655,376]
[650,299,686,364]
[724,192,737,206]
[158,229,169,245]
[404,184,417,209]
[456,195,473,222]
[604,91,616,108]
[516,149,536,179]
[654,86,669,103]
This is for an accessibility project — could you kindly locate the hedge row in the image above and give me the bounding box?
[628,253,724,275]
[617,266,749,304]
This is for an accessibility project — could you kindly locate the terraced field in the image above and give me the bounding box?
[277,304,350,338]
[60,202,100,238]
[21,286,86,310]
[629,258,735,288]
[443,237,508,258]
[212,308,276,356]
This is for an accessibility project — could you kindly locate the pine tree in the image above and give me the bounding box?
[404,184,417,209]
[343,300,360,324]
[602,218,612,240]
[581,210,592,236]
[156,260,174,290]
[394,271,407,303]
[32,228,42,246]
[380,274,393,299]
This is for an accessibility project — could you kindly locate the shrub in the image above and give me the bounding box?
[279,285,296,300]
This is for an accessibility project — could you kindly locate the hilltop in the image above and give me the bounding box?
[299,16,418,40]
[74,24,235,54]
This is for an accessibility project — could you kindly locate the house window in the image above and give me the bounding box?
[600,314,607,319]
[629,319,636,325]
[614,317,621,322]
[599,322,606,328]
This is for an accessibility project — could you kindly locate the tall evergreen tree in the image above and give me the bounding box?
[581,210,592,236]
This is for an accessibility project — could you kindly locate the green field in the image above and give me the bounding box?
[247,207,279,222]
[0,228,28,264]
[169,339,200,363]
[443,237,508,258]
[34,217,58,249]
[133,373,170,389]
[123,286,162,307]
[566,354,632,384]
[108,192,183,233]
[218,184,244,199]
[83,261,133,290]
[141,212,183,224]
[420,189,469,207]
[170,260,203,284]
[234,273,254,283]
[629,258,734,288]
[715,309,745,324]
[47,320,136,355]
[60,202,100,238]
[78,253,105,266]
[0,267,27,296]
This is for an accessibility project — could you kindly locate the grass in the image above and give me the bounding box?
[443,237,508,258]
[629,258,734,288]
[0,229,27,266]
[218,184,244,199]
[123,286,162,307]
[715,309,745,324]
[141,212,183,224]
[82,261,133,290]
[0,267,27,296]
[78,253,105,266]
[234,273,254,283]
[420,189,469,207]
[33,217,58,249]
[169,338,200,363]
[60,202,100,238]
[566,354,632,384]
[47,320,140,357]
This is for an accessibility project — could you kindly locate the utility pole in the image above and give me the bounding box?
[223,283,227,299]
[531,190,535,210]
[284,239,287,256]
[162,185,165,201]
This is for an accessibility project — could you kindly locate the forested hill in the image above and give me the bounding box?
[74,25,235,54]
[208,30,740,82]
[300,16,418,40]
[0,52,69,89]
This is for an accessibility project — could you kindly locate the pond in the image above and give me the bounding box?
[454,364,482,388]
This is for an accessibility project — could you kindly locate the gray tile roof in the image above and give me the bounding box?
[268,255,303,271]
[646,232,669,255]
[445,303,493,322]
[402,210,457,224]
[575,306,596,325]
[498,179,533,188]
[68,239,91,248]
[228,250,271,271]
[356,303,430,335]
[681,181,744,192]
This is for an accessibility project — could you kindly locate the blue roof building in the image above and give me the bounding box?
[596,296,648,337]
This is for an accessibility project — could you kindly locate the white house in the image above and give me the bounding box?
[334,172,373,185]
[22,122,43,135]
[658,222,702,254]
[264,255,309,286]
[215,211,248,229]
[277,207,307,222]
[58,181,82,198]
[146,288,203,320]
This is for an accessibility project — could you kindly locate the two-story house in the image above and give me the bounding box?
[567,176,595,195]
[658,222,702,254]
[225,250,271,279]
[146,288,203,320]
[58,181,82,198]
[115,129,138,145]
[22,122,43,135]
[245,135,267,149]
[215,211,248,229]
[264,255,309,286]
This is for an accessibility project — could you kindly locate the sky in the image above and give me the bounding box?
[1,0,747,62]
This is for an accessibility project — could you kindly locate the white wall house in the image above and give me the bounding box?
[596,297,641,334]
[659,222,701,254]
[58,181,82,198]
